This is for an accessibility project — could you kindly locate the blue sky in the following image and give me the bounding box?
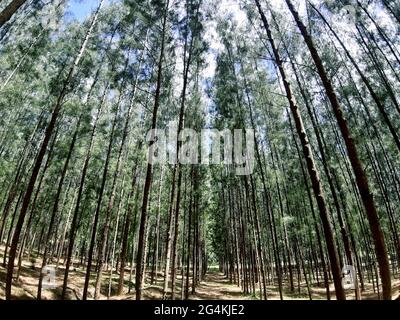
[67,0,104,22]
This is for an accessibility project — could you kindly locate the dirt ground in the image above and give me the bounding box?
[0,245,399,300]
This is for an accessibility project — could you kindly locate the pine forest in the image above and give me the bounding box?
[0,0,399,301]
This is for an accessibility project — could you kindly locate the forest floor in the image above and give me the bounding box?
[0,245,399,300]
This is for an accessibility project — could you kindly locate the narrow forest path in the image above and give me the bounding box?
[189,273,252,300]
[116,271,253,300]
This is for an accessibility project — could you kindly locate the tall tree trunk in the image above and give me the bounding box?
[94,52,142,299]
[150,166,164,285]
[82,98,120,300]
[37,114,82,299]
[285,0,391,300]
[4,0,103,299]
[60,84,107,299]
[117,163,140,295]
[107,183,125,298]
[135,0,169,300]
[0,0,28,27]
[254,0,345,300]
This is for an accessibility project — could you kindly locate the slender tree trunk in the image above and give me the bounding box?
[255,0,345,300]
[150,166,164,285]
[135,0,169,301]
[5,1,103,299]
[60,84,107,299]
[82,99,120,300]
[37,114,82,299]
[285,0,391,299]
[0,0,28,27]
[107,185,125,299]
[94,57,141,299]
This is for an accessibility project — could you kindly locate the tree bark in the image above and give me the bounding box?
[285,0,391,300]
[5,0,103,299]
[254,0,345,300]
[135,0,169,300]
[0,0,28,27]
